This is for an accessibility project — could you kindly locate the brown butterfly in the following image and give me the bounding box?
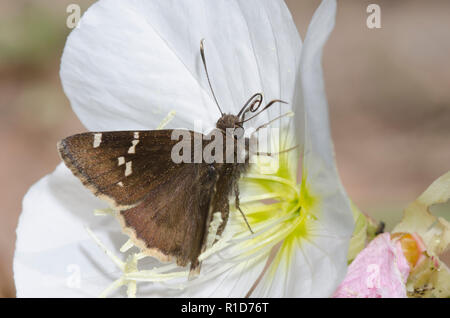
[57,40,287,274]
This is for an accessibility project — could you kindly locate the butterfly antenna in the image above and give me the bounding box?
[200,39,223,116]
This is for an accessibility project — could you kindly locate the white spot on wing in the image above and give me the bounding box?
[117,182,124,187]
[128,140,139,154]
[134,132,139,139]
[118,156,125,166]
[125,161,132,177]
[93,133,102,148]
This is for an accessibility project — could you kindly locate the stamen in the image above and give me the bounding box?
[93,208,115,216]
[185,245,274,291]
[224,215,303,262]
[120,239,135,253]
[86,227,125,271]
[238,192,283,204]
[125,270,188,282]
[157,110,176,130]
[199,209,298,262]
[243,174,298,192]
[212,213,299,265]
[99,278,125,298]
[127,281,137,298]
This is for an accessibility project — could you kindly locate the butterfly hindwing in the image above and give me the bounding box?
[119,162,218,269]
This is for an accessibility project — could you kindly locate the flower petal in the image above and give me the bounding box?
[405,255,450,298]
[14,163,137,297]
[61,0,301,133]
[333,233,410,298]
[393,171,450,255]
[252,228,352,297]
[256,0,354,297]
[300,0,354,286]
[393,171,450,297]
[347,203,379,263]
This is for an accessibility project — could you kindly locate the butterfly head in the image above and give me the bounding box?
[216,114,242,131]
[216,114,244,139]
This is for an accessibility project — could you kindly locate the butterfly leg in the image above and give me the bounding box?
[250,112,295,136]
[234,183,254,234]
[254,145,299,157]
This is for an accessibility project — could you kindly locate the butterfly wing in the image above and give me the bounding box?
[58,130,198,209]
[119,162,218,269]
[58,130,219,269]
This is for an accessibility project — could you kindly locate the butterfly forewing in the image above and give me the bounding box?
[58,130,196,208]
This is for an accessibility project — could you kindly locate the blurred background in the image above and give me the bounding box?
[0,0,449,297]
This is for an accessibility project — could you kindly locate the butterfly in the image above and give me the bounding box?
[57,40,288,274]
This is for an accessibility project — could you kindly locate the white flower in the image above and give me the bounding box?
[14,0,354,297]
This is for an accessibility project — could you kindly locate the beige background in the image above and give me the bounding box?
[0,0,449,297]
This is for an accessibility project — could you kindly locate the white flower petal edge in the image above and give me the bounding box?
[298,0,354,295]
[60,0,301,133]
[251,0,354,297]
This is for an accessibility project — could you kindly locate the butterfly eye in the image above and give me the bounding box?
[206,164,216,181]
